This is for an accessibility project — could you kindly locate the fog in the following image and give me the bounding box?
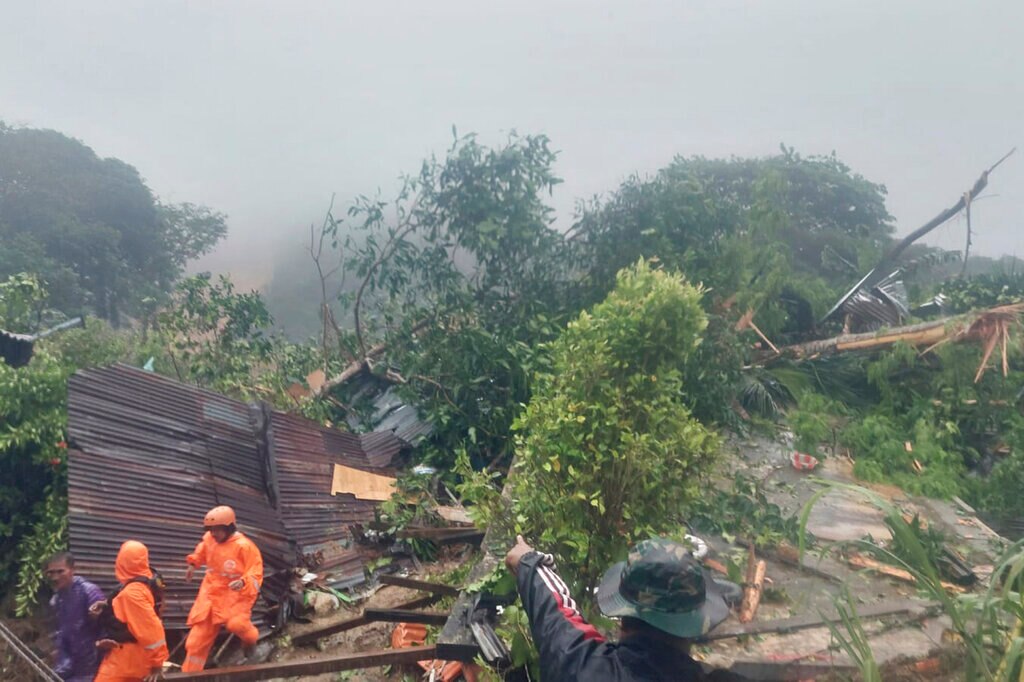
[2,1,1021,290]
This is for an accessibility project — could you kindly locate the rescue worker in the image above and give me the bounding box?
[93,540,168,682]
[182,505,263,672]
[506,534,748,681]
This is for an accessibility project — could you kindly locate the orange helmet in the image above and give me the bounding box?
[204,505,236,527]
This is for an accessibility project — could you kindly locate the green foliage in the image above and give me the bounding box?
[0,122,226,323]
[783,339,1023,508]
[508,261,719,607]
[377,472,443,561]
[843,415,964,498]
[688,473,801,548]
[976,416,1024,519]
[788,392,845,454]
[0,273,48,332]
[496,603,540,680]
[571,146,893,331]
[14,486,67,616]
[939,271,1024,314]
[822,586,881,682]
[157,273,275,397]
[334,132,570,470]
[0,349,69,611]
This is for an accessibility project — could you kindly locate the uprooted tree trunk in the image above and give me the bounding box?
[771,303,1023,383]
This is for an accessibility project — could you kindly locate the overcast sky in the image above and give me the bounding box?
[2,1,1021,287]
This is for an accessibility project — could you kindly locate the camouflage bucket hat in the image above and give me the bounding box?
[597,537,730,638]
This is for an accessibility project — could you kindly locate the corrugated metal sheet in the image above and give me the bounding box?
[67,364,402,630]
[835,271,911,332]
[348,385,433,457]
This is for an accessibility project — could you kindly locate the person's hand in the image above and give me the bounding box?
[88,601,106,618]
[143,666,164,681]
[185,564,195,582]
[228,579,244,591]
[505,534,535,575]
[95,639,119,652]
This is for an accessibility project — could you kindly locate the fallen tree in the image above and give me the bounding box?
[771,303,1023,383]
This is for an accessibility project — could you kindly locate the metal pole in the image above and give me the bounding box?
[0,619,63,682]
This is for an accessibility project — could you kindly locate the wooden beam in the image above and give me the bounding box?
[363,608,451,626]
[378,575,461,597]
[164,645,437,681]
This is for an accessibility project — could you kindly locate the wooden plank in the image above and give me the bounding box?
[379,575,461,597]
[364,608,450,626]
[164,645,437,681]
[396,526,480,538]
[702,599,936,641]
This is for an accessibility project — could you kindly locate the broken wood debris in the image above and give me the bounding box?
[163,645,437,682]
[364,608,451,626]
[847,553,965,593]
[738,548,767,624]
[378,574,462,597]
[290,593,441,646]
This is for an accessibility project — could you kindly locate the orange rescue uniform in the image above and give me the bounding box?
[182,530,263,672]
[94,541,168,682]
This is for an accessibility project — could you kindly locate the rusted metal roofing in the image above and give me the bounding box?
[67,364,406,631]
[347,386,433,462]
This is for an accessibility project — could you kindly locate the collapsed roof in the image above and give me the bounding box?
[66,364,419,632]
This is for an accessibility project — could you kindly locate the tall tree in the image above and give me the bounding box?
[570,146,895,331]
[0,122,227,323]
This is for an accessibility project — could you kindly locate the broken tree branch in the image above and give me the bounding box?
[309,196,346,363]
[352,194,421,358]
[824,148,1015,321]
[877,148,1014,277]
[738,548,767,623]
[960,190,973,278]
[312,318,431,398]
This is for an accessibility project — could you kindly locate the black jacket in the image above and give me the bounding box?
[516,552,745,681]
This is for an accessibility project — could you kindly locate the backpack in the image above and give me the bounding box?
[99,570,166,643]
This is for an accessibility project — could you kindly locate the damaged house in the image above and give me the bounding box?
[65,363,425,635]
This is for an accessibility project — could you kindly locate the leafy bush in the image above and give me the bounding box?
[939,271,1024,314]
[976,416,1024,519]
[508,260,720,607]
[842,415,964,498]
[788,392,846,454]
[689,473,801,548]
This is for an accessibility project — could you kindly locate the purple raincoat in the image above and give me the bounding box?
[50,575,106,681]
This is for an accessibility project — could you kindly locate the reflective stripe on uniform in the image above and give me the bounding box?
[145,639,166,650]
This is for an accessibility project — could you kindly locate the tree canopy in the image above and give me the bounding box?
[0,122,227,324]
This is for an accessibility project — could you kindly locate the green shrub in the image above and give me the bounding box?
[508,260,719,608]
[788,392,845,454]
[842,415,963,498]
